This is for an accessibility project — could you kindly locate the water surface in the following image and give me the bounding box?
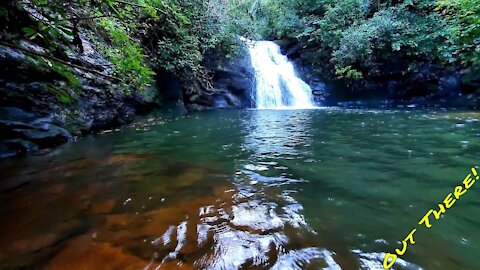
[0,109,479,270]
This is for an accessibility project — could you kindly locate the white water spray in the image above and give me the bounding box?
[248,41,316,109]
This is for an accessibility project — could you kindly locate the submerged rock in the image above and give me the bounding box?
[45,236,149,270]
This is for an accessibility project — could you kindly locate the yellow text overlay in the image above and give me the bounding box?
[383,167,478,269]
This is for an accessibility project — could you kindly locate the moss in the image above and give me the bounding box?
[50,62,82,90]
[46,83,76,105]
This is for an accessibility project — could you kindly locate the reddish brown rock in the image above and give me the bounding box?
[45,236,149,270]
[89,199,116,215]
[106,154,143,165]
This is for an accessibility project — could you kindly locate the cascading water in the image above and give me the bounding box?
[248,41,316,109]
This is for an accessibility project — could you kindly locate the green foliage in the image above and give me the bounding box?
[233,0,478,84]
[226,0,304,40]
[335,65,363,80]
[101,0,245,76]
[21,0,76,46]
[96,17,155,93]
[155,35,203,73]
[436,0,480,66]
[30,57,80,104]
[2,0,254,102]
[0,6,7,18]
[305,0,365,49]
[7,0,478,96]
[148,0,219,74]
[256,0,303,39]
[16,54,81,104]
[251,0,478,82]
[331,7,443,79]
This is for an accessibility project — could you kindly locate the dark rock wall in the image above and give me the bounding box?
[0,37,157,158]
[185,42,255,110]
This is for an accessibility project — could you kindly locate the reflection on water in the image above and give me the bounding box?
[243,110,313,159]
[0,109,479,270]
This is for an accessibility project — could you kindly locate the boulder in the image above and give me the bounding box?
[0,106,72,154]
[0,107,39,122]
[1,139,39,155]
[16,123,71,148]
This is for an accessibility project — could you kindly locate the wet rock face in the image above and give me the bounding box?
[189,43,255,110]
[0,35,157,158]
[0,107,70,157]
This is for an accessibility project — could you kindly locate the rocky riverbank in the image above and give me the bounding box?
[0,1,258,158]
[0,40,255,158]
[1,11,254,158]
[0,37,159,158]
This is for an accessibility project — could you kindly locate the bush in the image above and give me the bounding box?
[436,0,480,67]
[309,0,366,49]
[331,7,442,79]
[97,18,155,93]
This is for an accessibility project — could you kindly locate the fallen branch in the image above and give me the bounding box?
[0,41,121,82]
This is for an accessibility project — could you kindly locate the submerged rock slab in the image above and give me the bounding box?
[45,236,149,270]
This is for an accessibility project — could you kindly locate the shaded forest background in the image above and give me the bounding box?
[1,0,478,99]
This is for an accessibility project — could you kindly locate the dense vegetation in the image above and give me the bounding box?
[1,0,479,99]
[233,0,479,87]
[0,0,244,99]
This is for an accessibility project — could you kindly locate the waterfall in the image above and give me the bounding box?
[248,41,316,109]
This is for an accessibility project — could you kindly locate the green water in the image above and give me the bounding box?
[0,108,479,270]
